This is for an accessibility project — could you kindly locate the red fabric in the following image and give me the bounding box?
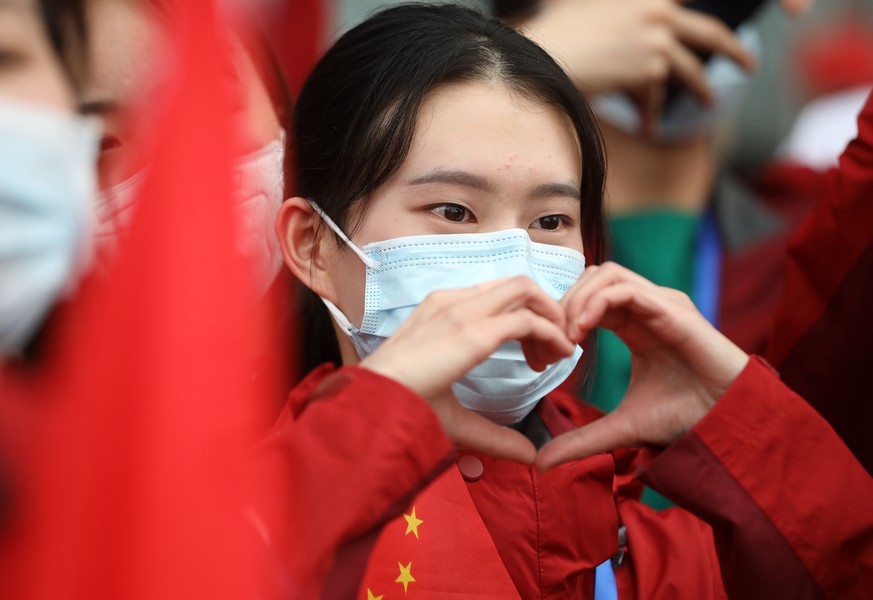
[255,0,328,98]
[718,164,823,357]
[615,501,725,600]
[0,3,276,597]
[763,91,873,472]
[270,362,871,598]
[256,365,455,599]
[355,396,618,599]
[360,466,523,599]
[645,357,873,599]
[795,17,873,95]
[767,91,873,366]
[718,229,794,356]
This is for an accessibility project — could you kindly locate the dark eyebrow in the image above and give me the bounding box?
[79,99,118,116]
[410,168,581,201]
[530,182,581,200]
[409,169,495,193]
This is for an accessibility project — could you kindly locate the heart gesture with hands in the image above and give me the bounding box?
[537,262,749,471]
[359,263,749,471]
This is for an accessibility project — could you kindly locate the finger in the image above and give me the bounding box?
[563,263,656,340]
[407,277,530,323]
[573,280,666,339]
[466,275,567,330]
[671,9,757,71]
[446,403,537,464]
[665,37,713,105]
[474,277,513,292]
[485,308,575,371]
[535,411,636,471]
[560,263,601,310]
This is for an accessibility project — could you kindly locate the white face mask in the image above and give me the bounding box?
[96,134,286,297]
[231,135,286,298]
[0,99,98,354]
[95,168,146,255]
[311,201,585,425]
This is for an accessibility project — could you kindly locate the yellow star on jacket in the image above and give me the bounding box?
[403,507,424,539]
[367,590,383,600]
[396,561,415,593]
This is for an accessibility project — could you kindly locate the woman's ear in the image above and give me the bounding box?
[276,197,339,300]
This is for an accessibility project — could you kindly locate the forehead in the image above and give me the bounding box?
[403,80,581,177]
[83,0,170,106]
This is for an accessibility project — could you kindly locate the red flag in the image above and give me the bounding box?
[253,0,329,97]
[359,468,522,599]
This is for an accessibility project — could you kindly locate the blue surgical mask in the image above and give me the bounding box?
[0,99,98,355]
[310,201,585,425]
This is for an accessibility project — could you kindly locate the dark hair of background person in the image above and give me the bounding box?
[290,3,607,383]
[493,0,539,21]
[39,0,89,91]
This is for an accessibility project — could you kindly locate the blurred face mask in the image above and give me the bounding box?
[0,99,98,355]
[310,201,585,426]
[594,25,760,141]
[96,134,286,297]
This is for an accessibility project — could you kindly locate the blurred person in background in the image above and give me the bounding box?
[520,0,873,476]
[0,0,94,537]
[0,0,95,359]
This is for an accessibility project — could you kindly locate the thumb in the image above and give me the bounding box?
[535,410,635,471]
[445,403,538,465]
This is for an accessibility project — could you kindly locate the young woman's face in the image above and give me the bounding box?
[326,80,584,326]
[0,0,75,111]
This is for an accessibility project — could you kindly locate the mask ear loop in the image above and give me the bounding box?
[307,199,380,269]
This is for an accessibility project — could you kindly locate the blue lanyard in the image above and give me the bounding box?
[692,213,722,327]
[594,559,618,600]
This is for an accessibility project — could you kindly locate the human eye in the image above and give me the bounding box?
[429,203,476,224]
[530,214,571,231]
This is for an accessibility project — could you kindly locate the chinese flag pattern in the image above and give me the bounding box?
[359,467,521,599]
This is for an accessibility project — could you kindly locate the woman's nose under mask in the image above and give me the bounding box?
[309,200,586,426]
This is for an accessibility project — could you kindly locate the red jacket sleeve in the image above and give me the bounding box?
[254,364,455,599]
[639,357,873,599]
[766,90,873,472]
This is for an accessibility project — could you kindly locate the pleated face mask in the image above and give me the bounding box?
[310,200,585,425]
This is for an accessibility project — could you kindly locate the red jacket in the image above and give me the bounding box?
[261,357,873,599]
[763,91,873,474]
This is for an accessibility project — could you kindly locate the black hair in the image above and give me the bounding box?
[291,3,606,374]
[38,0,88,91]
